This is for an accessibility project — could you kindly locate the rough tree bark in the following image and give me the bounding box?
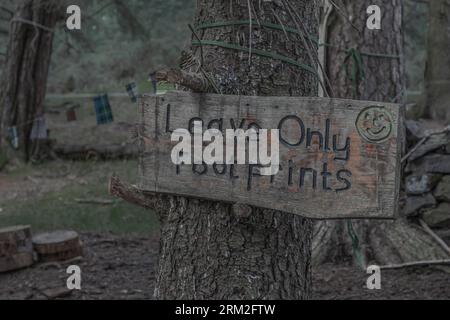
[313,0,449,266]
[425,0,450,123]
[153,0,319,300]
[0,0,60,162]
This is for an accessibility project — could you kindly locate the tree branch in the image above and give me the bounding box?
[109,175,158,210]
[155,68,211,93]
[0,6,13,18]
[380,259,450,270]
[419,219,450,256]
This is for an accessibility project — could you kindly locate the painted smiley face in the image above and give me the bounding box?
[356,106,394,143]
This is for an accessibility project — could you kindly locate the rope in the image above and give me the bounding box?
[331,46,400,99]
[192,40,318,75]
[342,48,365,99]
[347,220,366,269]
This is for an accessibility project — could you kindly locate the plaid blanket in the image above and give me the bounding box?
[94,94,114,125]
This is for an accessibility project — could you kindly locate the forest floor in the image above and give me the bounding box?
[0,232,449,300]
[0,97,449,300]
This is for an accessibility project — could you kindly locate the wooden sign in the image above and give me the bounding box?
[138,91,403,219]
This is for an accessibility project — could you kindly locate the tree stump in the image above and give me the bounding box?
[0,225,34,273]
[32,231,83,263]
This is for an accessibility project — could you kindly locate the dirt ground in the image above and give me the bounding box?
[0,232,448,300]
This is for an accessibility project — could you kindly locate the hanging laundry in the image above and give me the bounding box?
[148,72,158,95]
[66,107,77,122]
[30,115,48,140]
[94,94,114,125]
[126,82,139,103]
[8,126,19,149]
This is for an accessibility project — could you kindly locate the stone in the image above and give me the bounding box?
[434,175,450,202]
[402,193,437,216]
[422,203,450,228]
[408,133,450,161]
[405,119,446,141]
[405,174,442,195]
[408,154,450,174]
[41,287,73,300]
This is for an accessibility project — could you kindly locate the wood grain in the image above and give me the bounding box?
[0,225,34,273]
[33,231,83,263]
[138,91,403,219]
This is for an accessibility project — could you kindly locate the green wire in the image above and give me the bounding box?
[192,40,318,75]
[193,20,400,100]
[347,220,366,269]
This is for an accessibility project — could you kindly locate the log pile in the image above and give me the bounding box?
[403,120,450,242]
[32,231,83,263]
[0,226,34,273]
[0,227,83,273]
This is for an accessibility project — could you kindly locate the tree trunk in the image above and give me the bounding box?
[0,0,60,162]
[425,0,450,123]
[313,0,449,266]
[154,0,318,300]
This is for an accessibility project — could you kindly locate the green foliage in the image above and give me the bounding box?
[48,0,195,94]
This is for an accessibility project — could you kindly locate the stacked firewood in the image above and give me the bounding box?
[403,120,450,242]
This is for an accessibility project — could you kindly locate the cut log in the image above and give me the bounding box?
[0,252,34,274]
[32,231,83,263]
[0,225,34,273]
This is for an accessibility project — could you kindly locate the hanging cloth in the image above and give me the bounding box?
[30,115,48,140]
[148,72,158,95]
[94,94,114,125]
[126,82,139,103]
[66,107,77,122]
[8,126,19,149]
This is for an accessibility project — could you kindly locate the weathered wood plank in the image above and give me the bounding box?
[138,91,403,219]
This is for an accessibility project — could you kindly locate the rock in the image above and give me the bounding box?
[408,154,450,174]
[408,133,450,161]
[422,203,450,228]
[402,193,437,216]
[405,119,445,141]
[405,174,442,195]
[434,176,450,202]
[41,287,73,300]
[405,120,424,141]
